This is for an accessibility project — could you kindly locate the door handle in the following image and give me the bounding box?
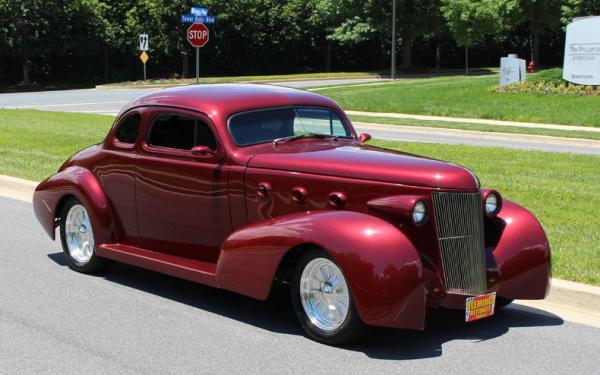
[257,182,272,198]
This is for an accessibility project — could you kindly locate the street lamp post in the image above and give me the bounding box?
[391,0,397,80]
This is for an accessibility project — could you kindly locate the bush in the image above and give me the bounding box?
[492,68,599,96]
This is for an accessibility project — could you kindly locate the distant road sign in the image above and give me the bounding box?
[139,34,149,51]
[139,51,149,64]
[187,23,209,48]
[180,14,215,24]
[191,7,208,16]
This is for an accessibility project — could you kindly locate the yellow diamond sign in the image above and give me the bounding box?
[139,51,149,64]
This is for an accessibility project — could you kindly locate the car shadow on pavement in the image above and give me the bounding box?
[348,305,563,360]
[47,252,564,360]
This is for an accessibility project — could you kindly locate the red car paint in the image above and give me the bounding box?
[33,84,550,330]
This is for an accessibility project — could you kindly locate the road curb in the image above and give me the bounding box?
[348,110,600,134]
[353,121,600,149]
[547,279,600,312]
[0,174,598,322]
[0,175,36,202]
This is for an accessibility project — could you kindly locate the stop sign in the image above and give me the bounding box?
[187,22,209,47]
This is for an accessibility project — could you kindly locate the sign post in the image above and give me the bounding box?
[139,34,149,81]
[139,51,149,81]
[186,23,210,84]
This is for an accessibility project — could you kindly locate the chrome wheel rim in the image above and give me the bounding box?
[65,204,95,264]
[300,257,350,332]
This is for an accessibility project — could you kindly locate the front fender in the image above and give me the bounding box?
[216,210,425,330]
[33,166,115,245]
[492,200,551,299]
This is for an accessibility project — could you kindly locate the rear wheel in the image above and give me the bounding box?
[291,249,366,345]
[59,197,112,274]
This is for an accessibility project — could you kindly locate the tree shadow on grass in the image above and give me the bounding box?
[48,252,564,360]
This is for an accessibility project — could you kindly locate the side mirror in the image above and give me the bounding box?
[358,133,372,144]
[191,145,215,156]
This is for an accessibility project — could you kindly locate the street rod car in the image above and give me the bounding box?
[33,84,550,345]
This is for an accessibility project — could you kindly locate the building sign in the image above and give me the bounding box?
[499,54,526,86]
[563,16,600,85]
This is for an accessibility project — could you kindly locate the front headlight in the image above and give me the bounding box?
[412,201,428,225]
[485,193,499,216]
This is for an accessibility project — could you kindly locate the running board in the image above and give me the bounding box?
[97,244,218,287]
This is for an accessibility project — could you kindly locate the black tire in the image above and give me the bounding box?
[59,197,113,274]
[496,296,514,310]
[291,248,367,345]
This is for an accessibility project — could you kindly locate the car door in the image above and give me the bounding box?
[134,108,231,263]
[96,110,142,243]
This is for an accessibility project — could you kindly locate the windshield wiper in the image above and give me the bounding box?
[272,133,337,146]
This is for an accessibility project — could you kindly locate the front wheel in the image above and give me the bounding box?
[59,197,112,274]
[291,249,366,345]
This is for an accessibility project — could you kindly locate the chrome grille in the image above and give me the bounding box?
[431,192,487,295]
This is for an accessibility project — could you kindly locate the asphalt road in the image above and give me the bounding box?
[1,81,599,155]
[0,78,383,116]
[1,195,599,374]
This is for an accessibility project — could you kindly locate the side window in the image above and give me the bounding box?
[115,114,141,144]
[147,114,217,151]
[294,108,350,137]
[330,114,347,136]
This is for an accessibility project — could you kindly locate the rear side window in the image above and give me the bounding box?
[115,114,141,144]
[147,114,217,151]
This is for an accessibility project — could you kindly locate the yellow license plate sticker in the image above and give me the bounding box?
[465,292,496,322]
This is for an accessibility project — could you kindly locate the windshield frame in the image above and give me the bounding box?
[226,105,355,147]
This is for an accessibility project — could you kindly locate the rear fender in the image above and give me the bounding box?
[492,200,551,299]
[33,166,115,245]
[216,210,425,330]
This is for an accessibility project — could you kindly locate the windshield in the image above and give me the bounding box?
[228,107,353,146]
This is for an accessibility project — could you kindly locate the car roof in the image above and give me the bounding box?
[118,83,342,123]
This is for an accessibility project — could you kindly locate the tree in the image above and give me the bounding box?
[397,0,444,69]
[562,0,600,25]
[514,0,562,65]
[0,0,108,85]
[441,0,512,74]
[419,0,452,70]
[308,0,389,71]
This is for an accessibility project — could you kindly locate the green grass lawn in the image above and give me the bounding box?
[102,71,382,87]
[0,109,114,180]
[1,109,598,285]
[320,73,600,127]
[349,115,600,141]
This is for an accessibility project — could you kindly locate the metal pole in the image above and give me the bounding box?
[465,46,469,75]
[391,0,397,80]
[143,63,146,81]
[196,47,199,84]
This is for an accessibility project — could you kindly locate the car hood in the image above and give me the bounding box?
[247,142,479,190]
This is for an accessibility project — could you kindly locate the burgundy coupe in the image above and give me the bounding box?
[33,84,550,344]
